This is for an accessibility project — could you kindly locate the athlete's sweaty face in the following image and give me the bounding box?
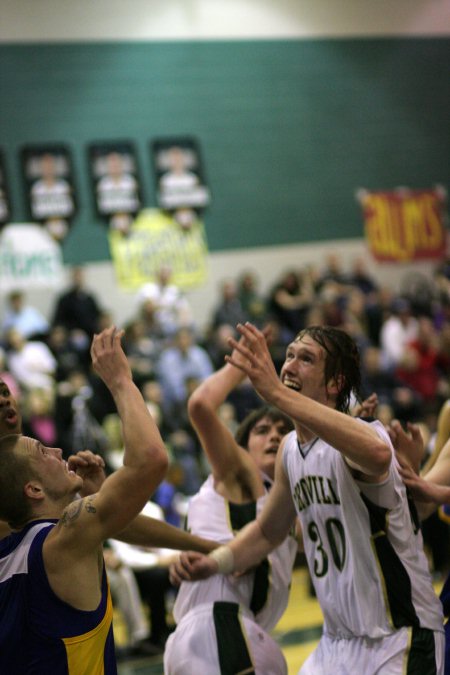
[247,416,290,480]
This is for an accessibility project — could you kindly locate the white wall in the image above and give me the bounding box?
[1,0,449,42]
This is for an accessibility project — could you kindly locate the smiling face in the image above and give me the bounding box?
[247,415,292,479]
[0,379,22,437]
[280,334,334,408]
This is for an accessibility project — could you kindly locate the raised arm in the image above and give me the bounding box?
[187,336,261,490]
[422,399,450,474]
[226,323,390,478]
[51,327,168,553]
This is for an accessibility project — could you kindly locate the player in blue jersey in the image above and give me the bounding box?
[0,327,169,674]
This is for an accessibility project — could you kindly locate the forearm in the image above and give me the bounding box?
[189,362,245,413]
[270,385,390,475]
[226,519,281,573]
[117,514,218,553]
[111,379,167,470]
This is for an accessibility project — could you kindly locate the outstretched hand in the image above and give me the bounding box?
[388,420,424,475]
[225,323,280,404]
[169,551,219,586]
[67,450,106,497]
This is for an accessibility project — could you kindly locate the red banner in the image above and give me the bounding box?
[360,188,448,262]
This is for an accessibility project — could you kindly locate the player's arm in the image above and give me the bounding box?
[116,514,218,554]
[422,400,450,474]
[226,323,390,479]
[49,327,168,554]
[187,336,260,487]
[171,441,297,583]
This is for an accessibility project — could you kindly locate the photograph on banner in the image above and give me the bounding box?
[357,186,448,262]
[88,141,142,235]
[0,223,64,293]
[151,137,211,229]
[21,144,76,243]
[0,151,11,228]
[108,208,209,292]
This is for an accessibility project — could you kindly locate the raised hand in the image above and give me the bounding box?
[352,392,378,419]
[225,322,280,404]
[67,450,106,497]
[90,327,131,390]
[388,419,424,475]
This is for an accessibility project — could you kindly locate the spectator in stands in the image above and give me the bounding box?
[267,268,314,343]
[348,256,379,298]
[380,296,419,367]
[211,279,247,332]
[136,264,194,338]
[4,328,56,393]
[237,270,267,326]
[52,265,102,348]
[1,290,49,342]
[156,327,214,413]
[396,315,449,413]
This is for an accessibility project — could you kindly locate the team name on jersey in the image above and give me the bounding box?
[293,474,340,513]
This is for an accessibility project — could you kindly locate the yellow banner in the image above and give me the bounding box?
[109,209,209,291]
[361,189,447,262]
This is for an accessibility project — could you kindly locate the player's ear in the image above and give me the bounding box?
[326,374,344,395]
[24,481,45,501]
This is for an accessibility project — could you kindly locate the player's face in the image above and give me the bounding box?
[25,438,82,499]
[280,335,332,406]
[247,416,290,480]
[0,380,22,437]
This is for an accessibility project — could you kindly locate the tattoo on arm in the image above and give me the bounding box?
[85,496,97,514]
[60,499,83,527]
[60,496,97,527]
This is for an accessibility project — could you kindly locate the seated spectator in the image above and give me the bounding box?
[136,264,194,338]
[315,251,349,294]
[237,269,267,325]
[122,319,160,387]
[1,290,49,341]
[360,345,422,423]
[52,265,103,349]
[348,256,379,298]
[46,323,89,379]
[380,296,419,367]
[267,268,314,343]
[211,279,247,332]
[156,327,214,413]
[396,315,450,414]
[4,328,56,393]
[21,387,57,447]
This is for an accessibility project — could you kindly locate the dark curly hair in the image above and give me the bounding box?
[235,406,293,449]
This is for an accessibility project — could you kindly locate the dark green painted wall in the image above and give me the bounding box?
[1,38,449,263]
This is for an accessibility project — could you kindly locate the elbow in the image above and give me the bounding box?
[187,391,212,422]
[372,441,392,476]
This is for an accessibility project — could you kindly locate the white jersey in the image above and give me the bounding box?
[173,473,297,632]
[282,421,444,640]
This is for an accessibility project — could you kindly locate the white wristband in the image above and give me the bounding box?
[208,545,234,575]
